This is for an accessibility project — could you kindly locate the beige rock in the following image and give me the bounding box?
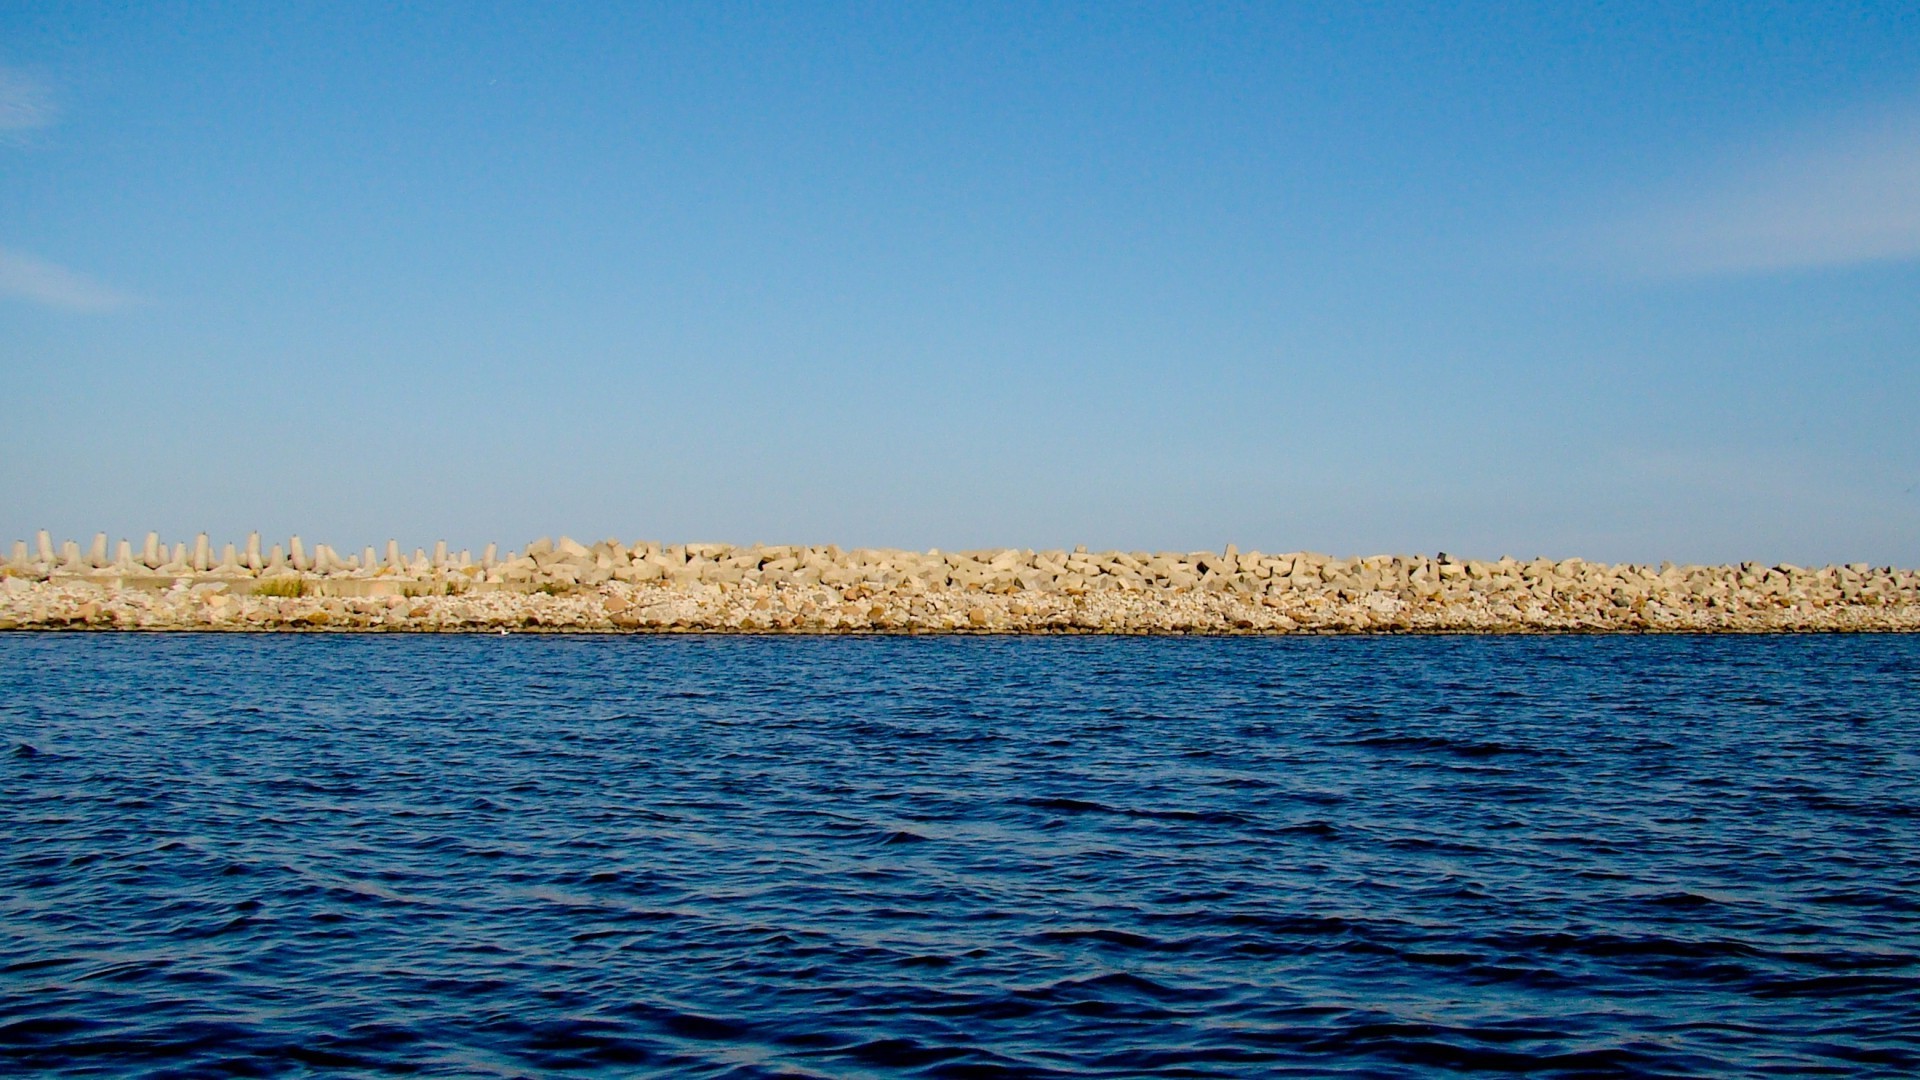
[3,534,1915,635]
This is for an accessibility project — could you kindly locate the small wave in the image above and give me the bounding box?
[1291,1020,1678,1073]
[1798,794,1920,820]
[840,1037,974,1068]
[1020,796,1114,815]
[1025,971,1196,1004]
[1032,928,1183,952]
[614,1002,752,1042]
[1751,973,1920,999]
[1338,734,1536,759]
[0,1016,101,1044]
[1016,796,1249,824]
[1277,819,1340,838]
[1806,889,1920,913]
[1637,890,1724,909]
[897,954,953,968]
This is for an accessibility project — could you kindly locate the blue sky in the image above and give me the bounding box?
[4,2,1917,564]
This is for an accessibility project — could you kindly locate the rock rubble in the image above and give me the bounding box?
[3,531,1916,634]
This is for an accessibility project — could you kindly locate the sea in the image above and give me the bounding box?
[3,633,1917,1077]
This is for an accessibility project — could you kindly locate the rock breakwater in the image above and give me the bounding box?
[3,530,1915,634]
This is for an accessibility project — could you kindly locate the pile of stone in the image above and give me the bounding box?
[2,530,1916,633]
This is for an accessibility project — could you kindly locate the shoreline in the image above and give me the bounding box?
[4,532,1916,634]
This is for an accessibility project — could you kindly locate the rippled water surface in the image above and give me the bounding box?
[4,634,1919,1077]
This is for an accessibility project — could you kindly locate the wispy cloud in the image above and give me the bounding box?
[0,247,137,312]
[0,66,57,132]
[1601,103,1920,276]
[0,70,136,312]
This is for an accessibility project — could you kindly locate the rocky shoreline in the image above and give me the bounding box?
[3,531,1916,634]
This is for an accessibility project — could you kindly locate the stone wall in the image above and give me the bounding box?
[3,531,1916,633]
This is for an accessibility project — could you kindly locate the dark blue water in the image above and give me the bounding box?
[3,635,1918,1077]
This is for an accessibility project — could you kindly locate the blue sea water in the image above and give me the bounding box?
[2,633,1918,1078]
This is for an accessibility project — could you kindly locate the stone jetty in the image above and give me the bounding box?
[2,531,1916,634]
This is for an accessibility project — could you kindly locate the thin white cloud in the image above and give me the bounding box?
[1602,103,1920,276]
[0,66,57,131]
[0,247,137,312]
[0,72,134,312]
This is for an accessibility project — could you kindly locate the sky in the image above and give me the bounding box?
[3,2,1918,565]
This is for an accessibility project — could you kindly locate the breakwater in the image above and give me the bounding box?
[2,530,1916,633]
